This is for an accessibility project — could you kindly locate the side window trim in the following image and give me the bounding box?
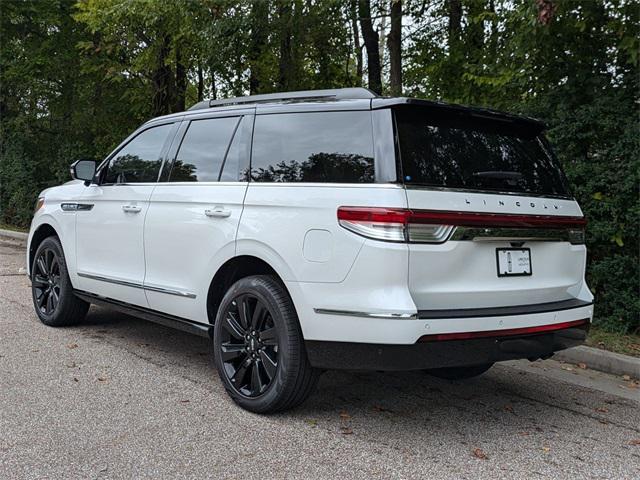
[97,120,180,185]
[162,109,254,183]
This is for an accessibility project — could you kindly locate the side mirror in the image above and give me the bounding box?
[70,160,96,186]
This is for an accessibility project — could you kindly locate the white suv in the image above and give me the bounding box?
[27,88,593,413]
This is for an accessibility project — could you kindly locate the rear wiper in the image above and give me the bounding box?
[472,171,523,180]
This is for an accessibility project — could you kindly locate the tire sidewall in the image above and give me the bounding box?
[32,236,72,325]
[213,276,300,412]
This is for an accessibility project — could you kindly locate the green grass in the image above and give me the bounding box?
[587,327,640,358]
[0,223,28,233]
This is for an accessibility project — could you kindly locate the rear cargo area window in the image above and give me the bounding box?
[395,108,570,197]
[251,111,374,183]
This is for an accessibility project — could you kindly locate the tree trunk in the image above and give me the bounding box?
[174,46,186,112]
[350,0,363,83]
[448,0,462,52]
[278,2,293,91]
[197,62,204,101]
[387,0,402,96]
[151,34,172,117]
[358,0,382,94]
[249,0,269,94]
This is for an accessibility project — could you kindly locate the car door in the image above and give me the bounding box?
[75,121,178,307]
[143,110,253,321]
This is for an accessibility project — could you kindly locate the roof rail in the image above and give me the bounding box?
[188,87,377,111]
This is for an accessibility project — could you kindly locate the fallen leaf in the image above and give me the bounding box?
[596,407,609,413]
[97,376,108,382]
[626,382,639,389]
[372,405,393,413]
[472,448,488,460]
[561,365,574,372]
[339,411,351,420]
[305,419,318,427]
[542,446,550,453]
[577,363,587,369]
[67,343,78,349]
[629,439,640,446]
[340,427,353,435]
[622,375,631,381]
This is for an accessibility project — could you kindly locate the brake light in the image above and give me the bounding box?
[337,207,586,243]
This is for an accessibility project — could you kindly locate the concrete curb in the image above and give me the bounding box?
[0,228,28,246]
[555,345,640,379]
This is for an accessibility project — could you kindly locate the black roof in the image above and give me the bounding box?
[182,88,544,130]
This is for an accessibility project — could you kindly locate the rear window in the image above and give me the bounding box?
[251,111,374,183]
[395,108,571,197]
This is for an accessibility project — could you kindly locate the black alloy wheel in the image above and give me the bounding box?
[219,293,279,397]
[32,246,62,316]
[31,236,89,327]
[213,275,320,413]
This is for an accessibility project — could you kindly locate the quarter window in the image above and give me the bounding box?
[251,111,375,183]
[170,117,240,182]
[103,124,172,184]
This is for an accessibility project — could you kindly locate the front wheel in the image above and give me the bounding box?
[31,236,89,327]
[212,275,320,413]
[425,363,494,380]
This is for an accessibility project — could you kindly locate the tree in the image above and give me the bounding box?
[358,0,382,94]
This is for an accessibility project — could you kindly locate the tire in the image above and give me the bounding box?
[31,236,89,327]
[425,363,494,380]
[212,275,320,413]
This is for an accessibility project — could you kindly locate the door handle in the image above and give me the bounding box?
[204,207,231,218]
[122,205,142,213]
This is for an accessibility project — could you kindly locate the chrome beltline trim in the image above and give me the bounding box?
[450,226,584,244]
[313,308,417,320]
[77,272,196,299]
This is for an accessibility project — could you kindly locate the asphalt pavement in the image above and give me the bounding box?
[1,239,638,479]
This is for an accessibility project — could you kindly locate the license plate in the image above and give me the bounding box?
[496,248,532,277]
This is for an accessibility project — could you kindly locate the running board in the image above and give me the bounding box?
[73,290,212,338]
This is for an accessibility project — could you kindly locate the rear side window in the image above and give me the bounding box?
[103,124,172,184]
[251,111,374,183]
[395,108,571,197]
[170,117,240,182]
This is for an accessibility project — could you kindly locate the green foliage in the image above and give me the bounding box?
[0,0,638,333]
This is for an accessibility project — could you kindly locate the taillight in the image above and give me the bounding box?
[337,207,586,244]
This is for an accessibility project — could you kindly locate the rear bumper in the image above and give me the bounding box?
[306,319,589,371]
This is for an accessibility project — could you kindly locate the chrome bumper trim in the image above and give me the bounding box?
[313,308,417,320]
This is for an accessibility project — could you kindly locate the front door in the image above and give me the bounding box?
[75,122,176,307]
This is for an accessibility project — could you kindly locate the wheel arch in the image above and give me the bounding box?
[206,255,292,325]
[29,223,60,274]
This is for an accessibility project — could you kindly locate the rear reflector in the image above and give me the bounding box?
[337,207,586,243]
[417,318,590,342]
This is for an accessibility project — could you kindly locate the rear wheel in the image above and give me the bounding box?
[425,363,494,380]
[212,275,319,413]
[31,236,89,327]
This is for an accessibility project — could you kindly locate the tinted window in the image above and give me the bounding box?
[220,116,252,182]
[170,117,240,182]
[251,111,374,183]
[395,108,570,197]
[103,124,172,184]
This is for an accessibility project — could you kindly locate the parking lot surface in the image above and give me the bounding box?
[1,240,638,479]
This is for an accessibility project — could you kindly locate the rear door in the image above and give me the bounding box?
[143,109,253,322]
[393,105,588,310]
[75,122,177,307]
